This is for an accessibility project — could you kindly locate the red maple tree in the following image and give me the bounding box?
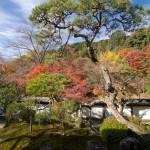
[127,50,148,75]
[25,64,51,79]
[23,60,90,102]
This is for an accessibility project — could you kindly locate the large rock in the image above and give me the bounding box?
[86,140,108,150]
[118,137,142,150]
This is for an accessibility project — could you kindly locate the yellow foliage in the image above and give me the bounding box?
[98,50,130,72]
[99,50,120,65]
[25,51,32,60]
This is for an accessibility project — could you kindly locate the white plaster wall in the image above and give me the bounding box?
[81,106,150,120]
[133,106,150,120]
[91,106,103,119]
[123,107,132,116]
[82,106,112,119]
[81,106,131,118]
[104,107,131,117]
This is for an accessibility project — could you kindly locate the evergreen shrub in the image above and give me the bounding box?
[100,116,129,149]
[127,116,142,126]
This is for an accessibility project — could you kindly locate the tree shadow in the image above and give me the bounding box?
[22,134,103,150]
[0,128,49,150]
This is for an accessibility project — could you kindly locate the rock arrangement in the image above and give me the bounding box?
[86,137,142,150]
[39,145,52,150]
[29,137,143,150]
[86,140,108,150]
[118,137,142,150]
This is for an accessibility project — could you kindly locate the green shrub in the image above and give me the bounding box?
[141,134,150,150]
[0,87,20,115]
[127,116,146,137]
[50,99,78,129]
[127,116,142,126]
[6,102,36,124]
[146,125,150,130]
[100,116,129,149]
[35,112,51,125]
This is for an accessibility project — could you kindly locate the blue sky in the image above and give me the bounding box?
[132,0,150,8]
[0,0,46,59]
[0,0,150,59]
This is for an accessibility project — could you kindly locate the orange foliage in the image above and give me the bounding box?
[146,45,150,58]
[92,86,102,95]
[146,68,150,74]
[118,48,131,58]
[25,64,50,79]
[0,63,16,74]
[1,64,33,87]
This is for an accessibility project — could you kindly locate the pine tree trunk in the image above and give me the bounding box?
[74,36,149,135]
[106,97,147,135]
[99,63,148,135]
[87,62,148,135]
[118,103,124,115]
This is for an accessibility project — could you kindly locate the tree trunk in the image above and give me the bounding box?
[30,116,32,133]
[74,32,148,135]
[87,63,148,135]
[106,98,147,135]
[99,63,148,135]
[118,103,124,115]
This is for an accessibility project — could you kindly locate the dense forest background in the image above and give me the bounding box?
[0,26,150,100]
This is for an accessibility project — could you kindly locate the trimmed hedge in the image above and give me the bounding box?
[100,116,137,150]
[100,116,128,145]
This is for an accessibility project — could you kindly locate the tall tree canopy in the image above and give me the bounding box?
[9,23,59,64]
[29,0,150,134]
[29,0,148,60]
[26,73,69,99]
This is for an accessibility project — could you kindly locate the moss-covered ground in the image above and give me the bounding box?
[0,122,103,150]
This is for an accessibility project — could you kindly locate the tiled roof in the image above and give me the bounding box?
[122,98,150,106]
